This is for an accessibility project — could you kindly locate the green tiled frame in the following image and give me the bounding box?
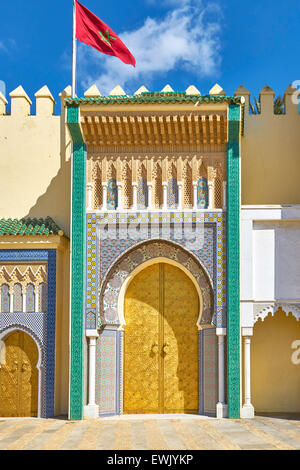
[67,105,86,420]
[227,104,241,418]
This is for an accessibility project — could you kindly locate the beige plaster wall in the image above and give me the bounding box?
[241,93,300,205]
[0,90,71,236]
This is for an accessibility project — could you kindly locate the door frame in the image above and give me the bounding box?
[120,258,203,415]
[0,327,43,418]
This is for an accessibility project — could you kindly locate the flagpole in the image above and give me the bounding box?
[72,0,76,98]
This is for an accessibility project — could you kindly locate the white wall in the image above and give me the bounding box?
[241,206,300,327]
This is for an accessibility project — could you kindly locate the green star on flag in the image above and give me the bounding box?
[99,29,116,46]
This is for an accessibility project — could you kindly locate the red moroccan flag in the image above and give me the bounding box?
[75,1,136,67]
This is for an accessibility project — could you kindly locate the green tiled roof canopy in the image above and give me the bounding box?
[0,217,64,237]
[65,91,243,106]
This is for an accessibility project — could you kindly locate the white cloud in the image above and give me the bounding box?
[0,39,17,54]
[78,1,222,95]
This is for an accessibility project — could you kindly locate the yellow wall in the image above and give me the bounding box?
[241,93,300,205]
[251,308,300,413]
[0,90,71,236]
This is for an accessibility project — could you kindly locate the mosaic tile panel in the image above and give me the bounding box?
[197,178,209,209]
[227,104,241,418]
[1,284,10,313]
[203,328,218,416]
[167,177,178,208]
[95,329,120,415]
[0,249,56,418]
[86,211,227,330]
[26,284,35,313]
[198,330,204,414]
[86,310,97,329]
[38,283,48,313]
[107,179,118,210]
[137,177,148,209]
[13,283,22,313]
[100,240,213,327]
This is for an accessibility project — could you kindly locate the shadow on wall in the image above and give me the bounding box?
[25,161,71,237]
[25,105,72,237]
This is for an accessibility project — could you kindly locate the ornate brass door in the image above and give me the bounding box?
[124,263,199,414]
[0,331,38,417]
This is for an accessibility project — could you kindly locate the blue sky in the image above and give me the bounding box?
[1,0,300,111]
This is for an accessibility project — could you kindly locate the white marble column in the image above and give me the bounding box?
[193,182,198,210]
[147,183,153,210]
[102,183,108,211]
[223,182,227,210]
[132,183,138,211]
[87,183,93,210]
[241,327,255,418]
[208,181,214,210]
[178,182,183,210]
[84,330,100,418]
[216,328,228,418]
[117,183,122,210]
[162,182,168,210]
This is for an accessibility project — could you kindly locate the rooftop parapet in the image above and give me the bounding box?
[209,83,226,96]
[34,85,56,116]
[284,84,300,115]
[0,91,8,115]
[234,85,250,111]
[10,85,32,116]
[0,85,72,116]
[234,84,300,116]
[259,85,275,115]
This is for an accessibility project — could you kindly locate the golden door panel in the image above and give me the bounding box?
[0,331,38,417]
[124,264,160,413]
[163,264,199,413]
[124,262,199,414]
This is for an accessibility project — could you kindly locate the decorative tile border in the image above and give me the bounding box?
[100,240,214,327]
[86,211,227,330]
[0,249,56,418]
[203,328,218,416]
[227,104,241,418]
[67,105,86,421]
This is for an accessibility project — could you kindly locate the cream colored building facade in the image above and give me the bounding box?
[0,82,299,419]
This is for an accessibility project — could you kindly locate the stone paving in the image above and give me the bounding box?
[0,415,300,450]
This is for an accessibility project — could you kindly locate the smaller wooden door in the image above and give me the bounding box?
[0,331,38,417]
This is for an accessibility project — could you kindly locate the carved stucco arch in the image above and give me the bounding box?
[254,303,300,324]
[99,239,214,328]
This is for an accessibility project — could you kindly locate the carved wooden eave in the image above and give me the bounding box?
[79,111,227,148]
[65,92,244,151]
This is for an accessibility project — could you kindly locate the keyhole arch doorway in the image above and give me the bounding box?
[0,328,41,418]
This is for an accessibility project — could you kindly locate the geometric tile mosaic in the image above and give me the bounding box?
[86,211,227,329]
[95,329,121,415]
[0,249,57,418]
